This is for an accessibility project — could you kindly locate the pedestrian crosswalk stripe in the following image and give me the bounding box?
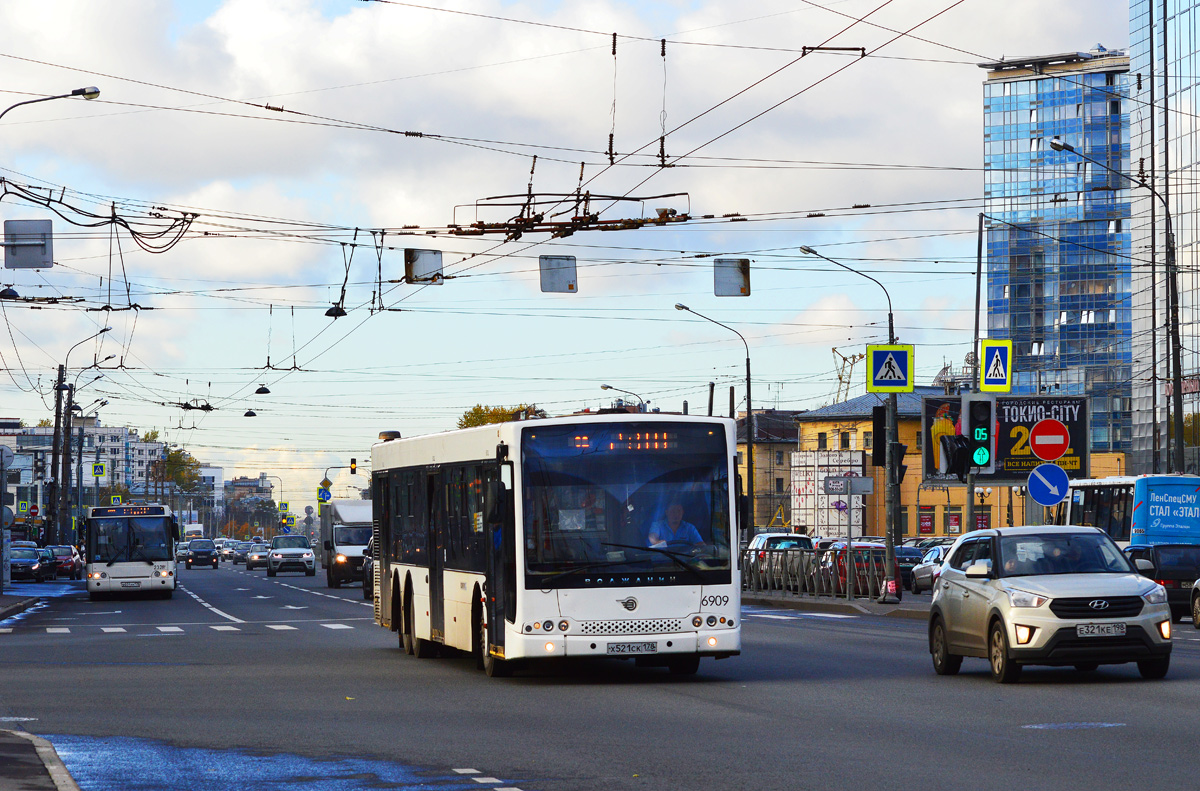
[321,623,353,630]
[101,627,126,633]
[266,624,297,630]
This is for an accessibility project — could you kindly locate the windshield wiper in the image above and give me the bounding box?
[600,542,706,580]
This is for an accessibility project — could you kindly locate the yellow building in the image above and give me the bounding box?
[764,388,1125,539]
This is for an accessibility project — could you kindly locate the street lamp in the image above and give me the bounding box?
[600,384,645,410]
[49,327,111,544]
[674,303,754,544]
[799,246,899,602]
[0,86,100,122]
[1050,136,1183,473]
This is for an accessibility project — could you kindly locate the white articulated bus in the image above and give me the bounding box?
[371,413,742,677]
[84,503,180,599]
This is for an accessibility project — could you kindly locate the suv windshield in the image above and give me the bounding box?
[189,539,215,550]
[522,422,732,588]
[272,536,310,549]
[334,526,372,546]
[999,532,1132,576]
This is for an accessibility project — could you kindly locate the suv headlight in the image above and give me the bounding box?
[1142,584,1168,605]
[1006,588,1048,608]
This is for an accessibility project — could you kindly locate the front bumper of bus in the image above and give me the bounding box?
[87,569,175,592]
[503,629,740,661]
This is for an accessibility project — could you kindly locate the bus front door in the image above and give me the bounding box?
[426,469,445,643]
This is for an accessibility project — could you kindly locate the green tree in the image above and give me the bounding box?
[142,429,160,442]
[35,418,51,428]
[457,404,543,429]
[163,448,201,492]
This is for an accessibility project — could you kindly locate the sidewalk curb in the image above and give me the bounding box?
[5,730,81,791]
[0,596,39,622]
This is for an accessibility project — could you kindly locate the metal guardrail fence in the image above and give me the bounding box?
[740,547,895,600]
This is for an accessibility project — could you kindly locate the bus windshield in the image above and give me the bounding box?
[522,422,732,588]
[89,516,174,564]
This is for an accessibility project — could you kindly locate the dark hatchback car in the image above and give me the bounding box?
[186,539,219,569]
[895,546,924,590]
[1125,543,1200,622]
[10,548,56,582]
[232,541,254,565]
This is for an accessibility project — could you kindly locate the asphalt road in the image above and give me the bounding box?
[3,565,1200,790]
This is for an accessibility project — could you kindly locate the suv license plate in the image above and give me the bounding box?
[607,641,657,655]
[120,581,140,588]
[1077,623,1126,638]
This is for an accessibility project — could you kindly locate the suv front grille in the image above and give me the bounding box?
[1048,596,1143,619]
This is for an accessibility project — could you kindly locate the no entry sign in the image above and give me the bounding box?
[1029,418,1070,461]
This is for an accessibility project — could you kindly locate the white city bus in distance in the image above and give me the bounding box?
[84,503,180,599]
[371,413,741,677]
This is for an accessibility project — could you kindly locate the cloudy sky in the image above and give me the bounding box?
[0,0,1127,505]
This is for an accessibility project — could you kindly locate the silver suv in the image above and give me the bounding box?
[928,526,1172,683]
[267,535,316,577]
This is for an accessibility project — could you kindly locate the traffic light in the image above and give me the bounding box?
[33,453,45,480]
[963,393,996,475]
[871,406,886,467]
[892,443,909,484]
[938,434,971,483]
[350,458,357,475]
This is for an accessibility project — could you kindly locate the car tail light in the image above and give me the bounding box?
[1156,579,1179,588]
[757,551,765,561]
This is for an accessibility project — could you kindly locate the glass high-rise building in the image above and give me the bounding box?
[1130,2,1200,474]
[980,47,1132,454]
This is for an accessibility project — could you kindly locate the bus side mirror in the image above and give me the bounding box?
[171,519,180,541]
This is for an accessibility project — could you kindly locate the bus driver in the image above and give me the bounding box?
[647,502,705,551]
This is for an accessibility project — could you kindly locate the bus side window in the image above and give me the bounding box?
[1113,486,1132,542]
[1078,487,1096,527]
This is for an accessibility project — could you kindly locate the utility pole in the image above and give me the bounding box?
[57,384,75,546]
[48,365,64,544]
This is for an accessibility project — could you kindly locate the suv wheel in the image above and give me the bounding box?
[988,621,1021,684]
[930,619,961,675]
[1137,655,1170,680]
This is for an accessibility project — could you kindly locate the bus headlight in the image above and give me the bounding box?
[706,615,717,626]
[558,620,569,632]
[544,642,556,653]
[707,637,718,647]
[692,616,703,628]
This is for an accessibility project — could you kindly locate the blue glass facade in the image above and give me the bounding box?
[1130,1,1200,474]
[982,50,1132,453]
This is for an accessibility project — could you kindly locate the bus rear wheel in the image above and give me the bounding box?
[399,589,414,656]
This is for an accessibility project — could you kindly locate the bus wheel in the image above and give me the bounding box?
[668,655,700,675]
[473,598,485,671]
[400,588,415,655]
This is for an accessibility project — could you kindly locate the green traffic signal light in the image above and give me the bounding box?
[972,447,990,466]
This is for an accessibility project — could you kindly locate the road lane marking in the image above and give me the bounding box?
[210,625,239,632]
[266,625,297,631]
[321,623,353,630]
[454,769,481,775]
[472,779,501,784]
[178,585,245,623]
[101,627,126,633]
[46,627,70,634]
[157,626,183,633]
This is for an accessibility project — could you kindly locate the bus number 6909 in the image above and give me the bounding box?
[701,595,729,607]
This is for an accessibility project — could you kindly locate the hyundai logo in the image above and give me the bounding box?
[1089,599,1110,611]
[618,597,638,611]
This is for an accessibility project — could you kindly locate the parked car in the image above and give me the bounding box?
[245,544,271,571]
[910,544,950,593]
[929,526,1172,683]
[9,547,56,582]
[267,535,316,577]
[186,538,219,569]
[362,537,375,601]
[45,545,84,580]
[815,542,902,599]
[745,532,813,590]
[1125,543,1200,622]
[895,546,924,591]
[232,541,254,565]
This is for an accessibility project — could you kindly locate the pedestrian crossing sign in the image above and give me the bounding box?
[866,344,914,393]
[979,339,1013,392]
[92,462,105,477]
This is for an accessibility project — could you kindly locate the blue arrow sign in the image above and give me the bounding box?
[317,487,331,502]
[1027,463,1070,507]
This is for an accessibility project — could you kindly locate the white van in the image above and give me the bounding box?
[320,499,372,588]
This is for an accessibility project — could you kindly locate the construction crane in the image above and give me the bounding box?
[833,347,865,403]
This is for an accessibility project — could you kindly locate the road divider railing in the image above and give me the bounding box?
[741,545,900,600]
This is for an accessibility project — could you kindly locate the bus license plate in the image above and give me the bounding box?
[607,641,657,655]
[1077,623,1125,638]
[120,581,140,588]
